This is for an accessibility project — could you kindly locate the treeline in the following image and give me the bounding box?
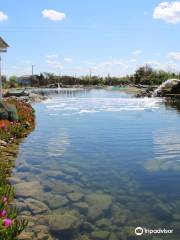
[130,65,180,85]
[3,65,180,88]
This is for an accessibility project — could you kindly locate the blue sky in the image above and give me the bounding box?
[0,0,180,77]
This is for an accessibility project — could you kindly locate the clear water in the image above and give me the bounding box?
[14,89,180,240]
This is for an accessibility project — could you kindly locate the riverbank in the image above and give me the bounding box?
[0,98,36,239]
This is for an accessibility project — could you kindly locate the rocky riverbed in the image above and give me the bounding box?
[1,141,117,240]
[12,161,116,240]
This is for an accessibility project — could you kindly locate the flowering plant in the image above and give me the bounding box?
[0,164,28,239]
[0,99,35,142]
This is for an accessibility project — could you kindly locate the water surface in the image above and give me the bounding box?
[14,89,180,240]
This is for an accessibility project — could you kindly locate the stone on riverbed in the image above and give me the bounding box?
[34,225,49,234]
[25,198,49,215]
[38,213,79,238]
[91,230,110,240]
[67,192,84,202]
[44,169,65,179]
[85,193,112,220]
[8,176,22,184]
[14,181,44,199]
[51,181,75,194]
[74,202,89,214]
[18,232,35,240]
[49,213,78,231]
[36,232,50,240]
[96,218,112,229]
[46,194,69,209]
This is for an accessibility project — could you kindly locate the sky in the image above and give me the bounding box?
[0,0,180,77]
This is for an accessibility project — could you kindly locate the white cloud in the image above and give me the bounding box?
[153,1,180,24]
[45,55,62,68]
[82,61,96,65]
[64,57,72,63]
[132,50,142,55]
[42,9,66,21]
[0,11,8,22]
[167,51,180,61]
[46,59,63,68]
[100,61,113,68]
[46,54,59,59]
[129,59,137,63]
[114,60,129,69]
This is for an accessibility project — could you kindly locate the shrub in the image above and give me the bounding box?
[0,102,18,122]
[0,99,35,141]
[0,102,9,120]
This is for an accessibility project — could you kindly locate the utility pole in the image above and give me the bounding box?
[32,65,34,77]
[89,68,92,79]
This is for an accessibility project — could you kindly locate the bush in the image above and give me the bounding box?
[0,102,18,122]
[0,99,35,141]
[0,102,9,120]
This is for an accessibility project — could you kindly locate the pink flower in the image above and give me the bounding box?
[0,210,7,218]
[3,218,12,228]
[1,122,6,129]
[2,196,8,204]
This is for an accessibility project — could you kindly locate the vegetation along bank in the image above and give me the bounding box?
[0,97,35,239]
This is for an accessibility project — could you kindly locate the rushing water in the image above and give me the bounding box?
[13,89,180,240]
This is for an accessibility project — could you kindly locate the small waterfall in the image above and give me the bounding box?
[57,83,61,89]
[153,79,180,97]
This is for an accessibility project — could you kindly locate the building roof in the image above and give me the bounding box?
[0,37,9,50]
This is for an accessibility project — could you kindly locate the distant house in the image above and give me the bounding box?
[0,37,9,51]
[17,75,39,86]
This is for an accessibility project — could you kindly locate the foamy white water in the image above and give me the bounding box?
[43,96,163,116]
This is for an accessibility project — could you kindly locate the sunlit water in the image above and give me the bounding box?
[13,89,180,240]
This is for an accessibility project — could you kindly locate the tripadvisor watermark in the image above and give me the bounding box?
[135,227,174,236]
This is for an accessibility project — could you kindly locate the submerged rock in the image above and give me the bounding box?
[85,193,112,220]
[96,218,112,229]
[14,181,44,199]
[25,198,49,215]
[46,194,69,209]
[34,225,49,234]
[109,233,119,240]
[18,232,35,240]
[44,170,65,179]
[67,192,84,202]
[77,235,90,240]
[112,205,129,225]
[50,181,74,194]
[91,230,110,240]
[48,213,78,231]
[74,202,89,214]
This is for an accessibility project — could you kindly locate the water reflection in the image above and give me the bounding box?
[145,130,180,171]
[48,129,70,157]
[165,99,180,114]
